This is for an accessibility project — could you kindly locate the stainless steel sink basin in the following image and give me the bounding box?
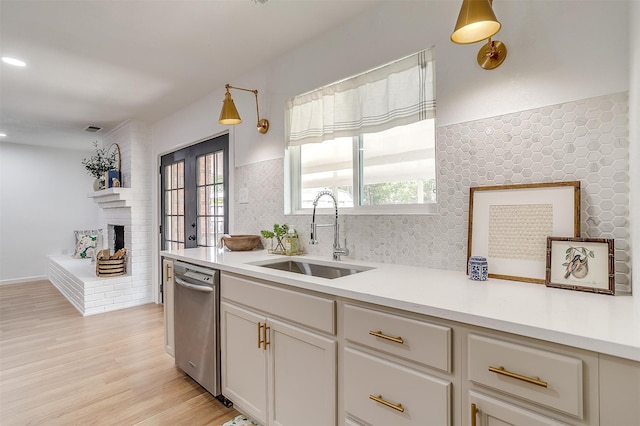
[252,259,373,279]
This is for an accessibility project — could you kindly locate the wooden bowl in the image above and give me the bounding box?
[221,235,261,251]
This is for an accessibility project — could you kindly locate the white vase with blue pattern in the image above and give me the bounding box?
[468,256,488,281]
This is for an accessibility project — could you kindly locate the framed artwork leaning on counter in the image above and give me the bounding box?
[546,237,615,295]
[468,181,580,284]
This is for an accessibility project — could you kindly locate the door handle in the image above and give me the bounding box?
[257,322,270,350]
[175,277,213,292]
[471,403,478,426]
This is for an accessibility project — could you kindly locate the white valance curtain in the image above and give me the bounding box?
[285,48,435,147]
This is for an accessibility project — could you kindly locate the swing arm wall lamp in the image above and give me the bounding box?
[218,84,270,134]
[450,0,507,70]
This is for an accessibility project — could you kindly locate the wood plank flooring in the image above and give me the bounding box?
[0,280,239,425]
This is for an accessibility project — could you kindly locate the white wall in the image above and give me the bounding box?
[629,1,639,294]
[0,142,101,284]
[150,0,634,298]
[152,1,629,165]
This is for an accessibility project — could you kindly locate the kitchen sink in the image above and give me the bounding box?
[251,259,373,279]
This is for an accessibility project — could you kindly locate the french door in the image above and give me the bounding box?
[160,134,229,251]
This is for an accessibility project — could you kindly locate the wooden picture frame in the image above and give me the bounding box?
[468,181,580,284]
[546,237,615,295]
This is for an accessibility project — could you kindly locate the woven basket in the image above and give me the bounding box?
[96,249,126,277]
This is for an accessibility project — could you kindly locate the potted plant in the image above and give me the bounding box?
[261,223,289,254]
[82,141,117,191]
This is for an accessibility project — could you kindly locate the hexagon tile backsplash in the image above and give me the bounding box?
[234,92,630,293]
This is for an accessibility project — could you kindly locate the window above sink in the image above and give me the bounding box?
[284,47,437,216]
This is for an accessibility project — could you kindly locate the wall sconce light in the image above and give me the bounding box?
[450,0,507,70]
[218,84,270,134]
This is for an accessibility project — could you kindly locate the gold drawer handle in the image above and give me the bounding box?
[488,365,548,388]
[369,330,404,345]
[369,394,405,413]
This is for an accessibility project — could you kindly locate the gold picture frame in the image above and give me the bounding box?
[468,181,580,284]
[546,237,615,295]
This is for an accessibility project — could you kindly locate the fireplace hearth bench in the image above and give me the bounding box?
[47,255,146,316]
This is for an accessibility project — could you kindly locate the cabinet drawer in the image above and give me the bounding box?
[344,348,451,426]
[221,272,335,334]
[344,303,451,372]
[469,391,570,426]
[468,334,583,418]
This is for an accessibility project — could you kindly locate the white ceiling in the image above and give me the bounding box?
[0,0,383,151]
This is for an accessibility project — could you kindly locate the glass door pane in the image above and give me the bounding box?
[163,161,185,250]
[196,150,225,247]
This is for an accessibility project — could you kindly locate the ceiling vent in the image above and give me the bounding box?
[84,125,102,133]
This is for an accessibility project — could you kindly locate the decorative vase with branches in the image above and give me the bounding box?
[82,141,117,190]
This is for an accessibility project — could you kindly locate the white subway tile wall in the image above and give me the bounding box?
[48,120,153,315]
[234,92,630,293]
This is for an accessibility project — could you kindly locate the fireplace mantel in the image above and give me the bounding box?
[88,188,132,209]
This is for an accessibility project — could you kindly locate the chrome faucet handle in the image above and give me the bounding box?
[333,239,349,259]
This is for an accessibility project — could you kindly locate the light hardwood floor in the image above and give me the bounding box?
[0,280,239,425]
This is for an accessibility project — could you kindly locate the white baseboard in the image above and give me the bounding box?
[0,275,47,286]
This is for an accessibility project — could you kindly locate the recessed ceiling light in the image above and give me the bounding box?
[2,57,27,67]
[0,133,7,137]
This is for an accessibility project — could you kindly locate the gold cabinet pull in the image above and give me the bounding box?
[488,365,548,388]
[369,394,405,413]
[471,403,478,426]
[257,322,264,349]
[264,325,270,350]
[165,263,172,280]
[368,330,404,345]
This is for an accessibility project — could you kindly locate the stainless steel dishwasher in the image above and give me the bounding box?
[173,260,230,406]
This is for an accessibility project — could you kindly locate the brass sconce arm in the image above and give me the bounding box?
[219,83,270,134]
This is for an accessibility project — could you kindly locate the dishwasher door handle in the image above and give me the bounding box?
[175,276,214,293]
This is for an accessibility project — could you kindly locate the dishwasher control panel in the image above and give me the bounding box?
[183,270,214,284]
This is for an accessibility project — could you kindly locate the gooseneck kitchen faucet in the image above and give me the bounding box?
[310,190,349,261]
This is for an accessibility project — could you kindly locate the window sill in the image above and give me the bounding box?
[286,203,438,216]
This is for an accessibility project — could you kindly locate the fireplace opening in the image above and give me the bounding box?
[113,225,125,252]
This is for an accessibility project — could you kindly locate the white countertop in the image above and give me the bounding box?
[161,248,640,362]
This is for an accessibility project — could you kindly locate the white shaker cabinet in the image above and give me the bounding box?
[220,272,337,426]
[162,258,175,357]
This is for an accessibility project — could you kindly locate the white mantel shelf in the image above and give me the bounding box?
[88,188,132,208]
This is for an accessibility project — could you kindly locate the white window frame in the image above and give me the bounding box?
[285,133,438,216]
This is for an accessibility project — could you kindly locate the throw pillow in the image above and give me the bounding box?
[73,229,102,259]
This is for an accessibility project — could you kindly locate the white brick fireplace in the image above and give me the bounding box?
[47,120,152,315]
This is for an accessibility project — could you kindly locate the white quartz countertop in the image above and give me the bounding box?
[161,248,640,362]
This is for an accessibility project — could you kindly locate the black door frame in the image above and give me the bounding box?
[160,134,230,250]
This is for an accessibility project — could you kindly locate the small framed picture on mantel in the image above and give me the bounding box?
[546,237,615,295]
